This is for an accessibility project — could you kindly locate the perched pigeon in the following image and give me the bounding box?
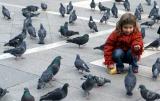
[137,3,143,13]
[93,43,105,51]
[111,3,118,18]
[39,83,69,101]
[148,6,159,18]
[124,66,136,96]
[141,27,145,39]
[21,88,35,101]
[144,38,160,49]
[69,10,77,24]
[64,30,79,38]
[27,23,37,38]
[115,0,124,2]
[139,84,160,101]
[90,0,96,10]
[152,14,160,23]
[66,1,73,14]
[141,20,155,28]
[123,0,130,11]
[0,88,9,98]
[66,34,89,48]
[134,8,141,20]
[22,9,40,18]
[59,22,68,37]
[23,17,32,29]
[2,6,11,19]
[88,16,98,32]
[3,41,26,59]
[38,24,47,44]
[98,2,110,12]
[24,5,39,12]
[152,58,160,80]
[100,10,110,23]
[74,54,90,73]
[41,3,47,11]
[59,3,65,17]
[145,0,151,5]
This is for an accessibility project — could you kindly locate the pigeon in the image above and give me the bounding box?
[21,88,35,101]
[23,17,32,29]
[115,0,124,2]
[4,29,27,47]
[137,3,143,13]
[148,6,159,18]
[141,27,145,39]
[134,8,141,20]
[123,0,130,11]
[100,10,110,23]
[158,26,160,34]
[69,10,77,24]
[93,43,105,51]
[88,16,98,32]
[152,14,160,23]
[94,76,111,86]
[27,23,37,38]
[145,0,151,5]
[0,88,9,98]
[139,84,160,101]
[38,24,47,44]
[111,3,118,18]
[66,1,73,14]
[152,58,160,80]
[81,74,96,96]
[74,54,90,73]
[141,20,155,28]
[59,22,68,37]
[64,30,79,38]
[3,41,26,59]
[98,2,110,12]
[39,83,69,101]
[144,38,160,49]
[24,5,39,12]
[66,34,89,48]
[22,9,40,18]
[2,6,11,19]
[90,0,96,10]
[41,3,47,11]
[124,65,136,96]
[59,3,65,17]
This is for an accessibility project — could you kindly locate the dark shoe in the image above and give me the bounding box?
[132,68,138,73]
[116,68,124,74]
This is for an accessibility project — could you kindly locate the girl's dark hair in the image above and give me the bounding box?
[115,13,140,34]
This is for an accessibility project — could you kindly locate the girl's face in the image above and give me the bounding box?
[122,24,134,35]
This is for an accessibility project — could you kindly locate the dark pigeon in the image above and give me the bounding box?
[148,6,159,18]
[41,3,47,11]
[90,0,96,10]
[59,22,68,37]
[152,14,160,23]
[24,5,39,12]
[124,65,136,96]
[69,10,77,24]
[23,17,32,29]
[64,30,79,38]
[145,0,151,5]
[74,54,90,73]
[100,9,110,23]
[139,84,160,101]
[38,24,47,44]
[3,41,26,59]
[21,88,35,101]
[59,3,65,17]
[98,2,110,12]
[27,23,37,38]
[39,83,69,101]
[66,1,73,14]
[88,16,98,32]
[22,9,40,18]
[141,27,145,39]
[158,26,160,34]
[134,8,141,20]
[141,20,155,28]
[93,43,105,51]
[2,6,11,19]
[115,0,124,2]
[152,58,160,80]
[66,34,89,48]
[144,38,160,49]
[123,0,130,11]
[111,3,118,18]
[137,3,143,13]
[0,88,9,98]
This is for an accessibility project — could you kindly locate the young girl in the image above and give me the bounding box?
[103,13,144,74]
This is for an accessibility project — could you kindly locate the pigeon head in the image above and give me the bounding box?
[89,16,93,21]
[104,78,111,83]
[156,58,160,63]
[24,88,29,92]
[60,3,63,6]
[76,54,80,59]
[69,1,72,4]
[37,79,45,89]
[113,3,116,6]
[84,34,89,38]
[40,24,43,29]
[139,85,146,90]
[64,22,68,26]
[63,83,69,88]
[72,10,76,14]
[2,6,5,9]
[99,2,102,6]
[128,65,133,74]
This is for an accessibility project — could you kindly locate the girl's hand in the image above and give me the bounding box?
[134,45,140,51]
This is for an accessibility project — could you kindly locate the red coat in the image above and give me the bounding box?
[104,31,144,66]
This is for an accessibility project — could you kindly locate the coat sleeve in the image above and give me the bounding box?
[103,32,117,66]
[131,32,144,59]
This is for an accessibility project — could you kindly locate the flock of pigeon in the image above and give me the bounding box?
[0,0,160,101]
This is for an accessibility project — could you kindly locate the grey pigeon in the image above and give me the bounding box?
[123,0,130,11]
[41,3,47,11]
[137,3,143,13]
[124,65,136,96]
[152,58,160,80]
[88,16,98,32]
[3,41,26,58]
[145,0,151,5]
[59,3,65,17]
[22,8,40,18]
[93,43,105,51]
[135,8,141,20]
[139,84,160,101]
[81,74,96,96]
[21,88,35,101]
[39,83,69,101]
[74,54,90,73]
[23,17,32,29]
[141,20,155,28]
[152,14,160,23]
[2,6,11,19]
[59,22,68,37]
[98,2,110,12]
[66,34,89,48]
[69,10,77,24]
[90,0,96,10]
[66,1,73,14]
[144,38,160,49]
[27,23,37,38]
[100,9,110,23]
[148,6,159,18]
[111,3,118,18]
[141,27,145,39]
[24,5,39,12]
[38,24,47,44]
[0,88,9,98]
